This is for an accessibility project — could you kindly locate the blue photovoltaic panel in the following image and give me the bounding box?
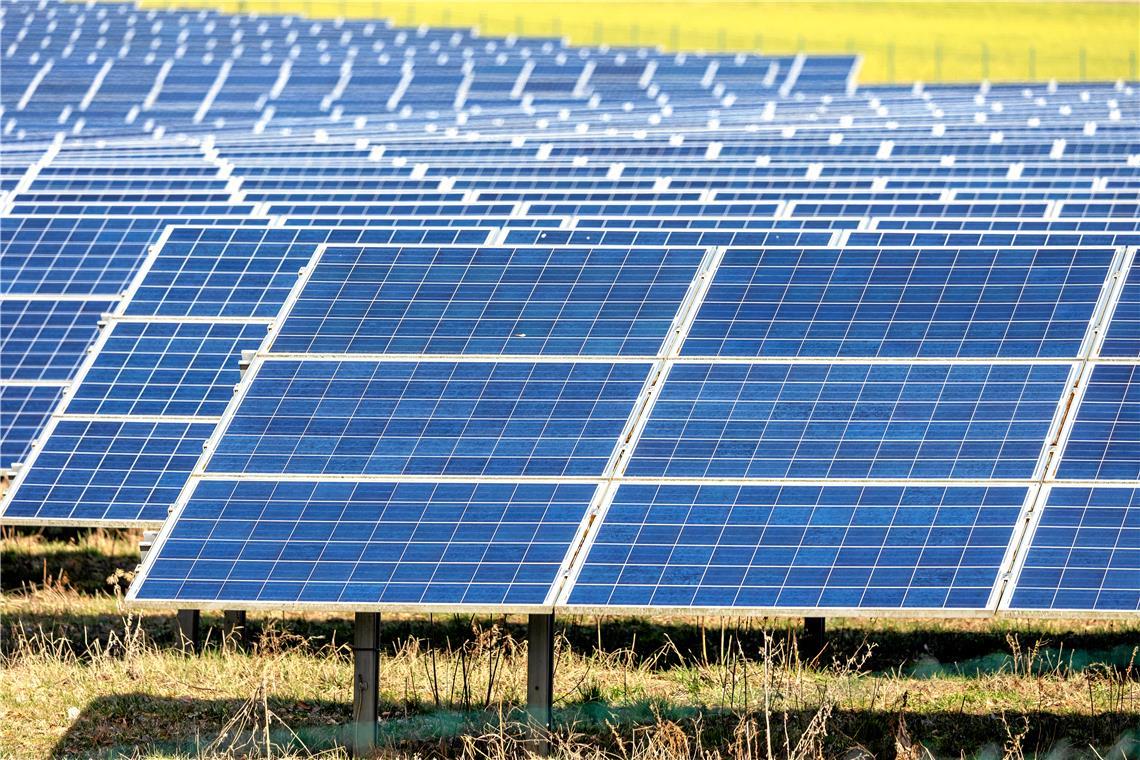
[1056,364,1140,480]
[0,299,114,381]
[207,360,649,478]
[627,363,1071,479]
[1,420,213,523]
[1009,486,1139,612]
[682,247,1113,359]
[66,322,267,417]
[123,226,492,319]
[125,228,319,318]
[0,216,161,296]
[1099,262,1140,358]
[132,479,597,606]
[568,483,1027,610]
[272,244,705,356]
[0,384,62,466]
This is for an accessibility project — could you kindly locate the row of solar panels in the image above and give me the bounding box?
[1,0,1136,618]
[4,0,861,138]
[84,226,1133,614]
[3,217,1137,509]
[0,215,1135,610]
[4,0,1135,142]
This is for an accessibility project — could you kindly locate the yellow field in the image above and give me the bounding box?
[134,0,1139,84]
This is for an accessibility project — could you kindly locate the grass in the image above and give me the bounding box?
[128,0,1140,84]
[2,533,1140,759]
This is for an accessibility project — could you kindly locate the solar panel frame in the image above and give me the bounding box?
[549,240,1130,617]
[0,225,515,527]
[556,480,1039,617]
[0,295,116,382]
[124,231,1125,611]
[17,33,1121,619]
[1097,247,1140,359]
[0,382,64,469]
[268,241,714,358]
[0,417,217,526]
[1052,363,1140,482]
[124,236,722,609]
[127,477,605,614]
[999,484,1140,617]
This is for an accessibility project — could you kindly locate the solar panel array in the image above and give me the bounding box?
[0,0,1136,618]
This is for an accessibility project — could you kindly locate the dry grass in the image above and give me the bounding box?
[2,534,1139,758]
[2,582,1138,759]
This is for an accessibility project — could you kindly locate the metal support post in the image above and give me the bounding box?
[803,617,826,661]
[351,612,381,755]
[526,613,555,755]
[223,610,248,647]
[176,609,200,652]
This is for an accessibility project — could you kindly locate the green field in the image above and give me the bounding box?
[134,0,1140,83]
[3,531,1139,759]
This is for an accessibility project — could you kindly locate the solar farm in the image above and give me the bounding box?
[0,0,1138,757]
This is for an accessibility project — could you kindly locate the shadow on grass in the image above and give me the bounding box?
[1,542,139,595]
[6,608,1139,676]
[53,694,1140,759]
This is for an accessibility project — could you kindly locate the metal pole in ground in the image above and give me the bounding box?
[526,613,555,756]
[352,612,381,755]
[802,617,826,661]
[223,610,248,647]
[176,609,200,653]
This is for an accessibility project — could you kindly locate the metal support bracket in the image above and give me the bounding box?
[176,609,200,653]
[352,612,381,755]
[526,613,555,756]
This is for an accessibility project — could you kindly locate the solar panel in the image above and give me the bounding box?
[1055,364,1140,480]
[1098,255,1140,358]
[1006,486,1140,613]
[564,483,1028,611]
[130,479,598,608]
[124,227,321,319]
[626,362,1072,480]
[123,226,496,318]
[0,384,62,467]
[0,215,199,296]
[0,298,113,381]
[680,247,1115,359]
[65,321,267,417]
[206,359,651,478]
[0,419,214,524]
[6,0,1127,624]
[271,244,709,357]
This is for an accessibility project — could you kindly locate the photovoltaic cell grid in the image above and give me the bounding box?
[0,385,62,467]
[124,227,322,319]
[0,298,115,381]
[1056,364,1140,481]
[0,420,214,524]
[0,216,178,296]
[0,230,308,525]
[65,322,267,418]
[123,226,497,318]
[1008,487,1140,612]
[567,484,1028,611]
[681,247,1114,359]
[1099,261,1140,358]
[272,244,707,357]
[5,0,1126,618]
[130,480,598,607]
[206,359,651,478]
[626,362,1071,480]
[125,234,1130,613]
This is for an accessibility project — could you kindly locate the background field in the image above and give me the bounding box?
[133,0,1140,83]
[3,531,1139,759]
